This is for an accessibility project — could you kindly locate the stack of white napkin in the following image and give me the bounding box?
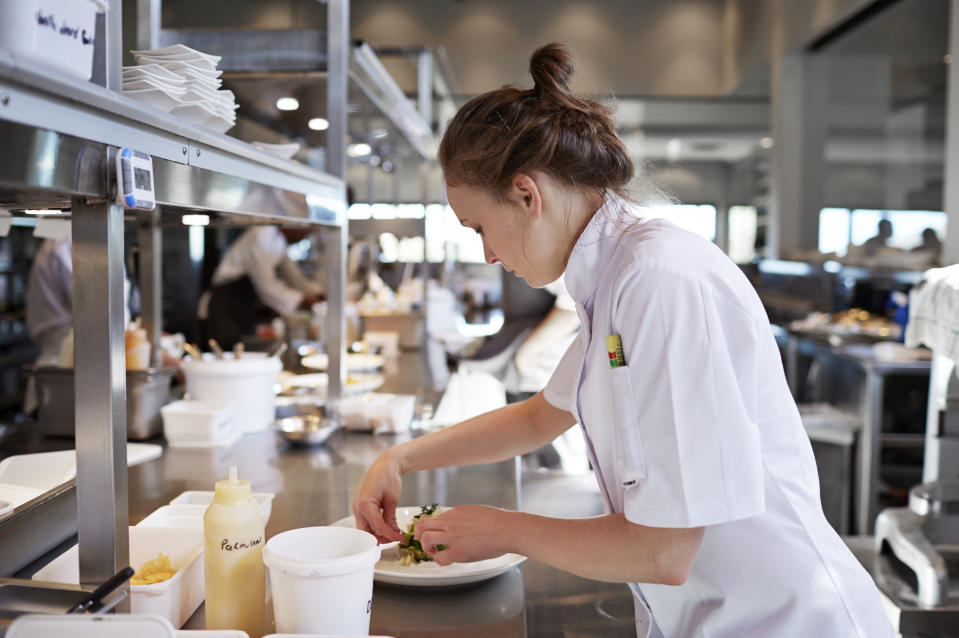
[122,44,238,133]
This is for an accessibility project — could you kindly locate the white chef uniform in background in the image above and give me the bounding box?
[202,225,323,319]
[544,196,893,637]
[25,236,131,413]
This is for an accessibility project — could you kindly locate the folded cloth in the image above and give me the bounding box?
[905,264,959,362]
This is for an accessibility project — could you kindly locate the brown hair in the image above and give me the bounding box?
[439,43,633,202]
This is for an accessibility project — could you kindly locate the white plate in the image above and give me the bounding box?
[331,506,526,587]
[252,142,301,159]
[132,44,221,62]
[123,87,183,112]
[301,352,385,372]
[282,372,385,394]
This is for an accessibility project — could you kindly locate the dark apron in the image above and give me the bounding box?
[201,276,278,348]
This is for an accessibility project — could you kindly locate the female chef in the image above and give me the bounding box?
[353,43,893,637]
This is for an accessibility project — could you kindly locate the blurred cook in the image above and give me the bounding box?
[25,235,132,412]
[199,226,323,347]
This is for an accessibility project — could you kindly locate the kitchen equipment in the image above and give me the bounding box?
[0,0,100,81]
[136,504,206,530]
[263,527,396,635]
[273,414,340,446]
[32,526,204,628]
[6,614,177,638]
[182,353,280,434]
[66,566,134,613]
[203,466,264,637]
[872,266,959,635]
[161,400,236,448]
[29,367,176,440]
[0,578,124,632]
[169,490,273,525]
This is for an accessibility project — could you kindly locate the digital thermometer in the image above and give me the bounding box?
[115,147,156,210]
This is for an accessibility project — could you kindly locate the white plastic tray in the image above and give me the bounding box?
[32,527,204,629]
[169,490,273,525]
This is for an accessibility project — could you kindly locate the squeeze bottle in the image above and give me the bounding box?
[203,465,265,637]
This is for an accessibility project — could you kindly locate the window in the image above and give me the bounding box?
[643,204,717,241]
[728,206,758,264]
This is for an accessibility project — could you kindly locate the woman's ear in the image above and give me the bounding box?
[511,173,542,220]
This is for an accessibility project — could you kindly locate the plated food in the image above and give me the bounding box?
[331,505,526,587]
[398,504,446,566]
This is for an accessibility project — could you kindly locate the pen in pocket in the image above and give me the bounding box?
[606,334,626,368]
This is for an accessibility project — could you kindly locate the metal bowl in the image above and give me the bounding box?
[273,414,340,446]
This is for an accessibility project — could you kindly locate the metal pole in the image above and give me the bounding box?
[944,0,959,265]
[72,195,130,599]
[138,208,162,367]
[417,50,433,130]
[326,0,349,401]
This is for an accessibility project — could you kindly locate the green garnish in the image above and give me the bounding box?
[397,504,447,564]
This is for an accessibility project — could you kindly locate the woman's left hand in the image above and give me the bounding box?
[413,505,514,565]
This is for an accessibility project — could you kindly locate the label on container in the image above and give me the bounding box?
[220,535,263,552]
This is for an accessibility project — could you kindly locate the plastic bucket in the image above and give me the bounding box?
[182,353,280,434]
[263,527,387,635]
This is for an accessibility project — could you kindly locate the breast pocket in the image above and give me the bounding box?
[609,366,647,487]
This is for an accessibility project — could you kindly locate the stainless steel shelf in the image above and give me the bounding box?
[0,63,345,225]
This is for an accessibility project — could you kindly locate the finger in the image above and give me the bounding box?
[419,530,451,556]
[413,515,445,538]
[357,501,402,542]
[381,492,402,537]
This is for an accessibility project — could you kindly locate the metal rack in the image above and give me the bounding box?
[0,0,350,603]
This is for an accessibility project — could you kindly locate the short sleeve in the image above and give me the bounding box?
[614,262,764,528]
[542,336,583,413]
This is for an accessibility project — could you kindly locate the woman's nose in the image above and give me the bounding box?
[483,243,499,265]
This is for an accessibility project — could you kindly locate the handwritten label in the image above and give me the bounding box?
[220,536,263,552]
[34,10,95,46]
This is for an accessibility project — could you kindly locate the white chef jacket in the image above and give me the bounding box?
[543,196,893,638]
[209,226,323,317]
[26,237,131,364]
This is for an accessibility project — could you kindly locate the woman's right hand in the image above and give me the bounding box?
[352,451,405,543]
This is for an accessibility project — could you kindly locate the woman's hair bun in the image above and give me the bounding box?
[529,42,575,101]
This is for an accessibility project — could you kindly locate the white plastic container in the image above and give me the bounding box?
[170,490,274,525]
[263,527,390,635]
[32,526,204,628]
[161,400,236,447]
[182,353,281,434]
[138,504,207,529]
[0,0,100,81]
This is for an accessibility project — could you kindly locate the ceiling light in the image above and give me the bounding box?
[369,155,382,167]
[347,143,372,157]
[759,136,774,149]
[381,160,394,173]
[372,128,389,139]
[276,97,300,111]
[24,209,68,216]
[308,117,330,131]
[181,214,210,226]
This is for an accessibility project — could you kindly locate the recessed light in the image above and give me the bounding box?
[181,214,210,226]
[308,117,330,131]
[347,143,372,157]
[760,136,774,149]
[276,97,300,111]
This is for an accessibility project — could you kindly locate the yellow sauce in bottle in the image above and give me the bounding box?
[203,465,265,637]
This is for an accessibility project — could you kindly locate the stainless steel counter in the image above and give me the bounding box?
[124,351,636,636]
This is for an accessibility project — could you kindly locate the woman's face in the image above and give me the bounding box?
[446,175,572,288]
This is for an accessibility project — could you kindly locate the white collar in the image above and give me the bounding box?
[563,195,634,311]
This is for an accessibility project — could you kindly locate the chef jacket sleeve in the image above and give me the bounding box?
[612,260,764,528]
[543,336,583,413]
[278,256,325,297]
[247,233,304,316]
